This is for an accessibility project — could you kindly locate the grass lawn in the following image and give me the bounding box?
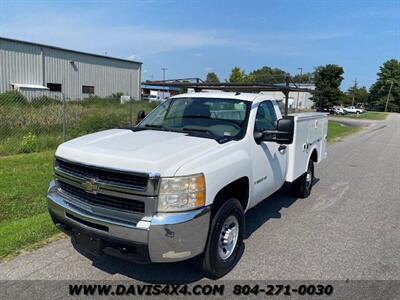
[327,120,360,143]
[0,151,60,261]
[334,111,388,120]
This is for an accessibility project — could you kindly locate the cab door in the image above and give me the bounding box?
[250,101,288,206]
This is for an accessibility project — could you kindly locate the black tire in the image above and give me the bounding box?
[202,198,244,279]
[292,160,314,198]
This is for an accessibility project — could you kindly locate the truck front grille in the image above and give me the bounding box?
[55,158,148,190]
[59,181,145,214]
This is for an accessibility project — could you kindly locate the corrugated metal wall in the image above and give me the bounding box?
[0,39,43,91]
[0,38,141,100]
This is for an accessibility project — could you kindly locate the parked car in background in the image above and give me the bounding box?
[330,106,346,115]
[316,107,330,113]
[344,106,364,114]
[142,90,171,102]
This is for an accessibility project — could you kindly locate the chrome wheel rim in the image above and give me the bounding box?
[218,215,239,260]
[305,170,313,189]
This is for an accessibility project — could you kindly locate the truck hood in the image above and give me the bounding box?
[55,129,220,176]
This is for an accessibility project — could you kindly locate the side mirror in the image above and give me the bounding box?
[136,110,146,124]
[275,118,294,144]
[255,118,294,145]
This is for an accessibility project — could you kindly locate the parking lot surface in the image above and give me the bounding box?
[0,114,399,282]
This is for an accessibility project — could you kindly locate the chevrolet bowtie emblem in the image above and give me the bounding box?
[81,180,99,194]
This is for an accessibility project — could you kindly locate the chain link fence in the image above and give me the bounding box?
[0,90,158,156]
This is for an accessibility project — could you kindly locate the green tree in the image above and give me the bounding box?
[205,72,220,83]
[312,64,344,109]
[369,59,400,112]
[246,66,286,83]
[344,83,369,106]
[228,67,245,83]
[291,72,314,83]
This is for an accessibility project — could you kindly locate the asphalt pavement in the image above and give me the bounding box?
[328,116,375,128]
[0,114,399,282]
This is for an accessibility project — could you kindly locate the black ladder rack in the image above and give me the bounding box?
[143,76,314,117]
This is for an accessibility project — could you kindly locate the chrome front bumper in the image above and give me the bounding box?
[47,180,211,263]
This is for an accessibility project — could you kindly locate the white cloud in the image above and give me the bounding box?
[0,11,256,58]
[127,54,141,61]
[205,67,212,72]
[0,8,355,60]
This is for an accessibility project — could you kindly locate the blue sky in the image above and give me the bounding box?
[0,0,399,89]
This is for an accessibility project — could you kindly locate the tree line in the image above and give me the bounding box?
[205,59,400,112]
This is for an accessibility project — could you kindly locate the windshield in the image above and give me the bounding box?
[137,97,251,140]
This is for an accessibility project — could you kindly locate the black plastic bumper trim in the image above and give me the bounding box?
[49,210,151,264]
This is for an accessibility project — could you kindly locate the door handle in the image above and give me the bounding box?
[278,145,287,152]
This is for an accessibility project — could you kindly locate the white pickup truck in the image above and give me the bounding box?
[47,92,327,278]
[343,106,364,114]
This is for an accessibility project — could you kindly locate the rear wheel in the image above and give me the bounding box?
[202,198,244,278]
[292,160,314,198]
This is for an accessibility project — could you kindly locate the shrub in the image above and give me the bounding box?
[0,91,28,105]
[111,92,124,98]
[79,94,121,106]
[19,132,38,153]
[31,96,61,106]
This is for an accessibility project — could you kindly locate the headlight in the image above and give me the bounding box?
[158,174,205,212]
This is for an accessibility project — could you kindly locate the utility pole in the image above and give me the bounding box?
[296,67,303,111]
[352,78,357,106]
[298,67,303,77]
[161,67,168,81]
[385,80,394,112]
[161,67,168,100]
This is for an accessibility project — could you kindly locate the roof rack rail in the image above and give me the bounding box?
[144,76,314,116]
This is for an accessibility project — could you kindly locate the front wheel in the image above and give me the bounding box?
[292,160,314,198]
[202,198,244,278]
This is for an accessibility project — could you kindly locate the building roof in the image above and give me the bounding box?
[0,36,142,65]
[11,83,49,90]
[141,84,181,91]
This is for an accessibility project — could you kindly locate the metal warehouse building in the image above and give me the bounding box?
[0,37,142,100]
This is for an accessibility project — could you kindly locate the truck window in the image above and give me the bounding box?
[254,101,277,132]
[137,97,251,140]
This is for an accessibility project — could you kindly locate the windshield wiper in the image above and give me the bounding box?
[143,124,181,133]
[182,127,213,135]
[145,124,164,129]
[128,124,166,131]
[182,127,234,144]
[143,124,173,131]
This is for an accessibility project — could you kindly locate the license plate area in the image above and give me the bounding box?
[73,231,104,254]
